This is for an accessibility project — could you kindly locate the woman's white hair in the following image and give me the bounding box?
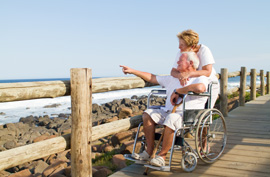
[181,51,200,69]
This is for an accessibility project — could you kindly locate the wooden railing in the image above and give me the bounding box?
[219,67,269,117]
[0,67,269,176]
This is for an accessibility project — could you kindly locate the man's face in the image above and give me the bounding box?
[177,54,190,72]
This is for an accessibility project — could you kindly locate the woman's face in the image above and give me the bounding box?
[179,39,192,52]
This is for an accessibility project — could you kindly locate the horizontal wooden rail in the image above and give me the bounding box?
[0,72,267,103]
[0,115,142,171]
[0,77,155,102]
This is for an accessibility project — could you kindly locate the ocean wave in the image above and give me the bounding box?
[0,78,263,125]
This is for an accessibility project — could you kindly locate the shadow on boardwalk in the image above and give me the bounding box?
[110,94,270,177]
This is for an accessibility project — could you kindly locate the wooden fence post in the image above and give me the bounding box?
[239,67,246,106]
[260,70,265,96]
[250,69,256,100]
[267,71,270,94]
[70,68,92,177]
[220,68,228,117]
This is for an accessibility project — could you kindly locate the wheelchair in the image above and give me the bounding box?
[124,82,227,173]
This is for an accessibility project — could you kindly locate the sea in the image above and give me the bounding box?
[0,76,263,125]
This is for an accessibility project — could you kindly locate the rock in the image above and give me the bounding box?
[93,169,107,177]
[45,154,57,164]
[0,112,6,115]
[16,122,30,134]
[118,107,133,119]
[61,129,71,135]
[55,150,70,162]
[132,105,140,113]
[38,117,51,126]
[104,145,114,152]
[33,133,50,143]
[19,116,37,126]
[120,140,141,154]
[4,140,17,149]
[104,116,118,123]
[0,170,10,177]
[46,122,59,130]
[92,104,101,114]
[58,113,66,118]
[121,98,132,106]
[92,145,99,152]
[64,166,71,177]
[131,95,138,99]
[0,146,6,151]
[57,122,71,134]
[92,167,98,174]
[112,154,127,170]
[49,174,66,177]
[0,131,15,143]
[34,160,49,174]
[98,143,110,152]
[8,169,33,177]
[48,166,66,177]
[4,123,16,130]
[42,160,67,177]
[43,104,61,108]
[139,105,146,111]
[110,104,118,113]
[111,131,133,147]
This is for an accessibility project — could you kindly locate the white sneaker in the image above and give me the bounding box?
[131,150,150,161]
[150,155,165,167]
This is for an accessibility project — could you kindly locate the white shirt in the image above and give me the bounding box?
[156,75,208,112]
[172,44,218,83]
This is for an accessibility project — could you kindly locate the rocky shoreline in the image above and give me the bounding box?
[0,93,241,177]
[0,95,165,177]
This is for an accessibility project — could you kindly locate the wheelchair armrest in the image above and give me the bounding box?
[147,89,166,108]
[187,91,211,97]
[149,89,166,95]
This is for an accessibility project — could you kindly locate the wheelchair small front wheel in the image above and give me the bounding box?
[181,152,197,172]
[195,109,227,163]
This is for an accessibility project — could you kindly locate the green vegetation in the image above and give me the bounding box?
[214,90,261,106]
[92,150,118,172]
[245,91,260,102]
[92,149,135,173]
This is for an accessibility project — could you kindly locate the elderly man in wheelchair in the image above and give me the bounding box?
[120,52,226,173]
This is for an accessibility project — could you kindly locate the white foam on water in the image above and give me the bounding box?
[0,86,159,125]
[0,77,264,125]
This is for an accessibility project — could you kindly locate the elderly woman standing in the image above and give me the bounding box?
[171,29,219,108]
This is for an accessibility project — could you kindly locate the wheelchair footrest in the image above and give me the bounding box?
[144,164,171,171]
[124,154,148,165]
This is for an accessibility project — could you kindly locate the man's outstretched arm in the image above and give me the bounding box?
[120,65,159,85]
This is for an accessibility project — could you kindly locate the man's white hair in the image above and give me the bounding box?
[182,51,200,69]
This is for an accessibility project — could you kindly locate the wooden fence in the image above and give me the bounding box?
[0,67,269,176]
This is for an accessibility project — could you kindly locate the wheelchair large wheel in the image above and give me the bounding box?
[195,109,227,163]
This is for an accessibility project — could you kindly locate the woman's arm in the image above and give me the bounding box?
[186,64,212,78]
[170,67,180,78]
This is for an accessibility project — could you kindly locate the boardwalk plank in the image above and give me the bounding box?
[109,95,270,177]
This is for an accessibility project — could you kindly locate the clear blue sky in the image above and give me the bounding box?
[1,0,269,79]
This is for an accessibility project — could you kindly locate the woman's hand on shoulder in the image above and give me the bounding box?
[178,72,190,86]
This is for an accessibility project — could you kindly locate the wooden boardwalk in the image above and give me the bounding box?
[110,94,270,177]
